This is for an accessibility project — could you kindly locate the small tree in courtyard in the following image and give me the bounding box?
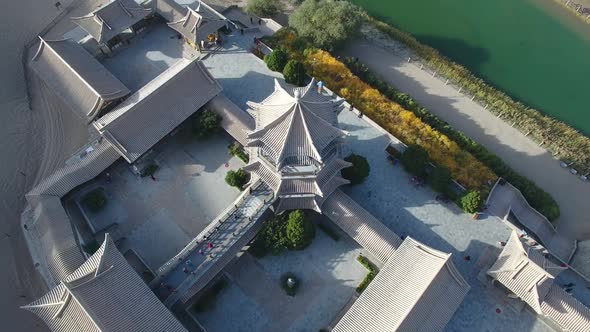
[225,169,249,190]
[460,191,482,213]
[341,153,370,185]
[193,110,221,139]
[82,189,107,213]
[264,48,289,72]
[428,166,451,193]
[400,145,429,176]
[246,0,283,18]
[283,60,306,86]
[285,210,315,250]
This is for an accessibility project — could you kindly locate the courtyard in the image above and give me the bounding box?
[69,125,245,272]
[193,220,368,332]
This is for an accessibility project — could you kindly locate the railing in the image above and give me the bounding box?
[151,179,265,284]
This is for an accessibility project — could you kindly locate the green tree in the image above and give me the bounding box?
[193,110,221,139]
[264,48,289,72]
[285,210,315,250]
[82,189,107,213]
[428,166,451,193]
[225,169,249,189]
[289,0,363,49]
[400,145,429,176]
[341,153,370,185]
[246,0,283,17]
[459,191,482,213]
[283,60,305,86]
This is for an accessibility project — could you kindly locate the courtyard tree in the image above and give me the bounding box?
[341,153,370,185]
[459,190,482,213]
[283,59,306,86]
[289,0,363,50]
[400,145,429,176]
[285,210,315,250]
[246,0,283,18]
[264,48,289,72]
[82,189,107,213]
[193,109,221,139]
[428,166,451,193]
[250,215,288,256]
[225,169,249,190]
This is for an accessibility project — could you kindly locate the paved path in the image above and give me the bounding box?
[154,182,273,307]
[341,39,590,242]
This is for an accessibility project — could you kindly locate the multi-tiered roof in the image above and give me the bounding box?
[243,79,350,213]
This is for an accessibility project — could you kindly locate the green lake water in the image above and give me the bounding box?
[352,0,590,135]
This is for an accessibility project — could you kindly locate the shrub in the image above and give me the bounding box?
[82,189,107,213]
[246,0,283,17]
[428,166,452,193]
[228,141,249,163]
[225,169,249,189]
[400,145,429,176]
[280,272,299,296]
[286,210,315,250]
[341,153,370,185]
[283,59,305,86]
[342,57,560,221]
[289,0,363,49]
[460,191,482,214]
[193,109,221,139]
[366,16,590,180]
[250,215,288,256]
[140,164,159,177]
[264,48,288,72]
[356,255,378,293]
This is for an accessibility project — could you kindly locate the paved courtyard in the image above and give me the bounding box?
[337,108,558,331]
[74,128,244,271]
[101,22,190,92]
[194,224,367,332]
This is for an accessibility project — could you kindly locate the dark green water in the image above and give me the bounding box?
[352,0,590,135]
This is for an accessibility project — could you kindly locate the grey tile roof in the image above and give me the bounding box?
[23,234,187,332]
[93,59,222,162]
[322,189,402,263]
[166,2,227,45]
[488,231,590,331]
[209,94,254,146]
[26,140,120,285]
[71,0,153,44]
[29,38,130,123]
[333,237,470,332]
[153,0,188,22]
[246,79,345,168]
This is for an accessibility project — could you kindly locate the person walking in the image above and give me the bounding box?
[316,80,324,93]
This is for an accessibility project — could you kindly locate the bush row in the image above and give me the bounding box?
[344,59,559,220]
[366,16,590,176]
[356,255,378,293]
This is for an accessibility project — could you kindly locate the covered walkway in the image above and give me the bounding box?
[150,181,274,307]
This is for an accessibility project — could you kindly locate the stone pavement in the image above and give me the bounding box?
[340,39,590,246]
[337,107,556,332]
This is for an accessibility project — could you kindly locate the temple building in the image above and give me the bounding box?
[242,79,352,214]
[71,0,153,47]
[22,234,187,332]
[488,231,590,332]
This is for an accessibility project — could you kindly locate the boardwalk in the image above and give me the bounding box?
[152,181,274,307]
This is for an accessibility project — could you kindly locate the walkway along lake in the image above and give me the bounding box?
[352,0,590,135]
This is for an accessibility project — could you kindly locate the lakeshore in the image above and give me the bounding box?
[352,0,590,135]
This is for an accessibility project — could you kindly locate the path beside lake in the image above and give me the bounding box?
[340,38,590,268]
